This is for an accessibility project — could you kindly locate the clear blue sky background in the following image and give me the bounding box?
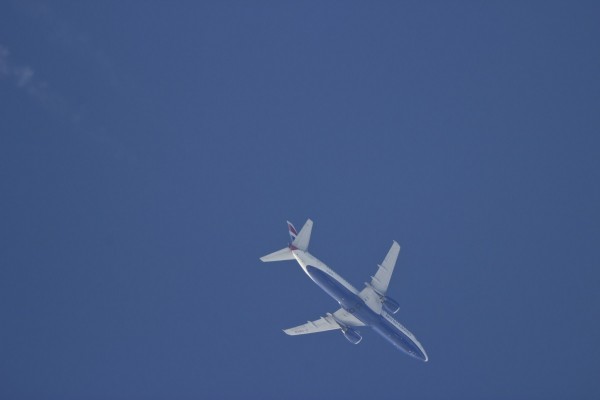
[1,1,599,399]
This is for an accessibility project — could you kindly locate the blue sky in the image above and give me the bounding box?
[1,1,599,399]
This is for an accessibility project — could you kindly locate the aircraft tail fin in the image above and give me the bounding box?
[260,219,313,262]
[287,221,298,243]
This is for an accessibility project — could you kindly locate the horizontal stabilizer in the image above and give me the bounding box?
[291,219,312,251]
[260,247,294,262]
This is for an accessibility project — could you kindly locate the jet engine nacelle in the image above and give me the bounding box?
[342,328,362,345]
[382,297,400,314]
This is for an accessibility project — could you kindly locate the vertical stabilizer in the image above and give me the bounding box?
[287,221,298,243]
[260,219,313,262]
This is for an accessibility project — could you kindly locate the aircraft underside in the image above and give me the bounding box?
[305,265,427,361]
[260,219,428,362]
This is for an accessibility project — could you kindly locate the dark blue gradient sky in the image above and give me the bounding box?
[1,1,599,399]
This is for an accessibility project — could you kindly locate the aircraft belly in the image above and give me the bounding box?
[306,266,380,325]
[372,318,427,361]
[306,265,427,361]
[306,266,356,307]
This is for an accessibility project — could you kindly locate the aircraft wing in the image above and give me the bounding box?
[359,241,401,314]
[370,241,400,295]
[283,308,365,336]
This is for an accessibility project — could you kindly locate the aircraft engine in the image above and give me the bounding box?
[342,328,362,345]
[382,297,400,314]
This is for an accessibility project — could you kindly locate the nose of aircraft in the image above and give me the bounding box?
[410,349,428,362]
[387,332,429,362]
[410,344,428,362]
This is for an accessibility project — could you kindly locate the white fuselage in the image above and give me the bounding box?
[289,249,428,361]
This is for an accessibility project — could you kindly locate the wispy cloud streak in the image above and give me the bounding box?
[13,0,121,90]
[0,43,132,163]
[1,44,79,122]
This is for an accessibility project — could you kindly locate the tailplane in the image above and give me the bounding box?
[260,247,295,262]
[290,219,312,251]
[260,219,313,262]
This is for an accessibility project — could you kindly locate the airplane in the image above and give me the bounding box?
[260,219,428,362]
